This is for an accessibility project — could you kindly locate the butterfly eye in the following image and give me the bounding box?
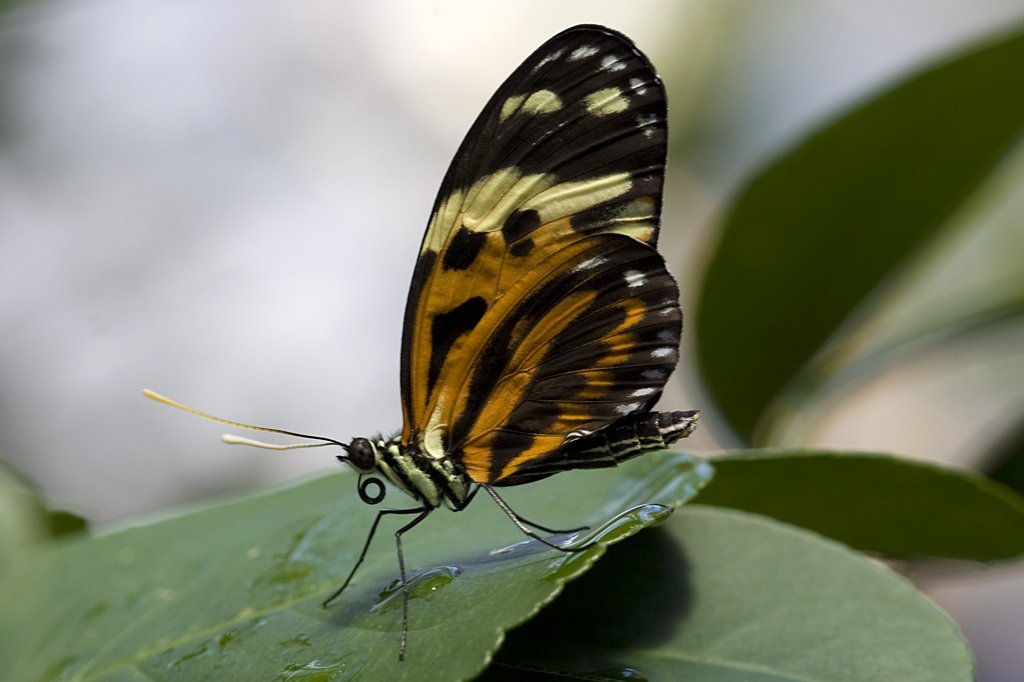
[343,437,377,473]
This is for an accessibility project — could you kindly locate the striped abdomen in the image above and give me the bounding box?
[495,410,700,486]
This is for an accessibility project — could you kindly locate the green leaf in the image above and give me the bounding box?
[493,505,974,681]
[695,26,1024,442]
[0,451,711,682]
[45,509,89,538]
[985,415,1024,497]
[0,464,49,582]
[691,450,1024,560]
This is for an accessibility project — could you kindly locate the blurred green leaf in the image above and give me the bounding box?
[46,509,88,538]
[696,25,1024,442]
[492,506,973,681]
[986,414,1024,496]
[0,463,48,582]
[692,450,1024,559]
[0,451,710,682]
[0,462,89,582]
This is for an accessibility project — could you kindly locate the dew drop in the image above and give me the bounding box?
[543,504,671,582]
[371,565,462,614]
[587,667,650,682]
[280,658,346,681]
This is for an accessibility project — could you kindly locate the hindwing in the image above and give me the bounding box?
[399,25,675,483]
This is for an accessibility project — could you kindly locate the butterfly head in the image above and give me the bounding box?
[338,437,377,474]
[338,437,389,505]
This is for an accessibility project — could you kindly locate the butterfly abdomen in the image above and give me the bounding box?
[496,409,699,486]
[565,409,699,463]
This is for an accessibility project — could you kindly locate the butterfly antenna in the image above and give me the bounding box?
[142,389,349,452]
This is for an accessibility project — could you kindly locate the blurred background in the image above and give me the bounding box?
[1,0,1023,678]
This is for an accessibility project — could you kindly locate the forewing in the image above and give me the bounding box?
[399,25,669,465]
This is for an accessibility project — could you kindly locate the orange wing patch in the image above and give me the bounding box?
[431,233,679,483]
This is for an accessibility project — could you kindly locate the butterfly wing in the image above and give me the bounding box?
[450,233,680,484]
[400,25,675,483]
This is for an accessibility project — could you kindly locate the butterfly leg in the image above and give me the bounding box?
[508,514,587,535]
[322,506,427,609]
[483,485,595,552]
[461,485,586,534]
[499,505,587,535]
[393,508,432,661]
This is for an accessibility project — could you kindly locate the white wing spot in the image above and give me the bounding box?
[636,113,658,139]
[629,77,649,96]
[563,429,591,442]
[570,45,599,61]
[623,270,647,288]
[600,54,627,72]
[657,328,677,341]
[630,387,658,398]
[533,48,565,71]
[615,402,643,416]
[575,255,608,272]
[652,347,675,359]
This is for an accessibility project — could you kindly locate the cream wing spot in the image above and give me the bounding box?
[525,172,633,224]
[499,94,526,123]
[423,401,447,460]
[592,197,658,242]
[500,90,562,122]
[423,188,466,254]
[611,224,655,242]
[584,87,630,116]
[522,89,563,115]
[462,169,554,233]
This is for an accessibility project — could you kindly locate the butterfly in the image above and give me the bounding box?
[146,23,698,660]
